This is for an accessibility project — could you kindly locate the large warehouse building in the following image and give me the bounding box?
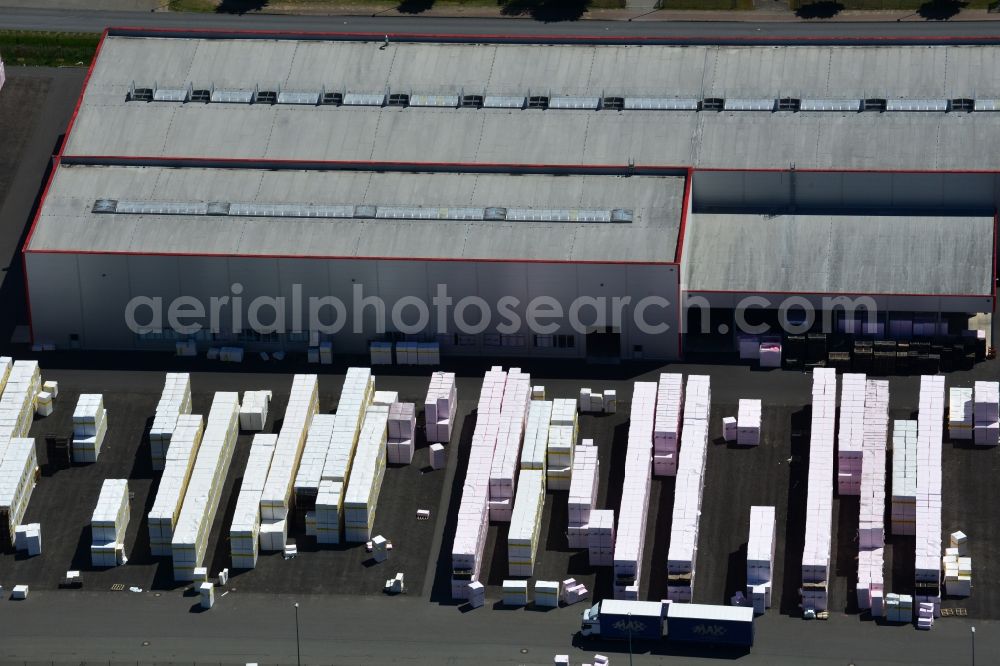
[23,29,997,360]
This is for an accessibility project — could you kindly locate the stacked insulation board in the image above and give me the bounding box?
[747,506,776,615]
[239,390,271,432]
[567,442,599,548]
[613,381,656,600]
[547,399,577,490]
[857,380,888,614]
[801,368,837,614]
[520,400,551,472]
[91,478,129,567]
[0,357,10,395]
[0,438,37,546]
[343,405,389,542]
[315,368,374,544]
[72,393,107,463]
[489,369,530,521]
[387,402,416,465]
[973,381,999,446]
[507,469,545,576]
[736,399,762,446]
[230,434,277,568]
[0,360,41,461]
[948,387,974,442]
[425,372,457,443]
[451,367,507,599]
[837,373,866,496]
[171,392,239,581]
[588,509,614,567]
[293,414,336,509]
[259,374,319,551]
[890,420,918,536]
[653,373,683,477]
[149,373,192,471]
[666,375,711,603]
[147,414,204,556]
[915,375,944,619]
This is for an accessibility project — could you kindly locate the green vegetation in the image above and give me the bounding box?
[168,0,218,10]
[169,0,625,13]
[0,31,99,67]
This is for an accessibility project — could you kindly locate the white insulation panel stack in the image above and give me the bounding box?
[857,380,888,614]
[451,367,507,599]
[91,478,129,567]
[0,357,10,395]
[0,360,40,462]
[343,405,389,543]
[613,381,656,600]
[567,442,599,548]
[147,414,204,556]
[387,402,416,465]
[171,392,239,581]
[948,387,973,442]
[747,506,776,615]
[489,369,530,521]
[891,420,918,536]
[547,398,577,490]
[973,381,999,446]
[521,400,551,472]
[915,376,944,618]
[316,368,373,545]
[260,374,319,525]
[508,469,545,577]
[801,368,837,614]
[736,399,761,446]
[653,373,683,477]
[230,434,277,568]
[588,509,614,567]
[149,373,192,471]
[239,390,271,432]
[0,438,37,546]
[294,414,336,506]
[837,373,866,496]
[425,372,457,443]
[72,393,107,463]
[666,375,711,603]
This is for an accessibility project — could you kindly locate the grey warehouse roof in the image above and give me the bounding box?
[28,164,684,262]
[62,36,1000,170]
[683,213,994,296]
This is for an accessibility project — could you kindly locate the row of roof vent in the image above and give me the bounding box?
[93,199,634,223]
[127,84,995,113]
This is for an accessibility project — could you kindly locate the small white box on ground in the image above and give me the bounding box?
[534,580,560,607]
[193,567,208,582]
[12,585,28,600]
[199,582,214,609]
[502,579,529,606]
[722,416,737,442]
[429,443,446,470]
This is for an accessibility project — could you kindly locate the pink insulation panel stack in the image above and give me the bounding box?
[666,375,711,603]
[612,381,656,599]
[387,402,416,465]
[450,367,507,599]
[857,380,888,613]
[802,368,837,614]
[425,372,457,444]
[489,369,531,522]
[837,373,866,496]
[653,374,683,476]
[915,375,944,619]
[588,509,614,567]
[567,441,599,548]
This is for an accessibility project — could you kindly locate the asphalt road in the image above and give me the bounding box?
[7,7,1000,43]
[0,589,994,665]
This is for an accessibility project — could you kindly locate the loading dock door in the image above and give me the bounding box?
[586,326,621,362]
